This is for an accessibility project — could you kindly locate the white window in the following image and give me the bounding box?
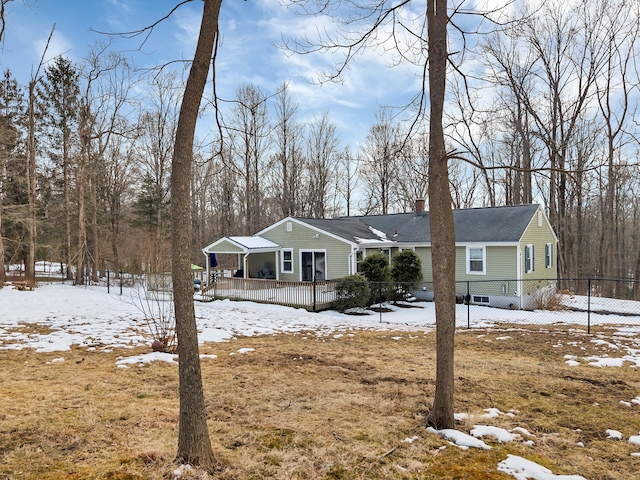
[545,243,553,268]
[525,244,535,273]
[286,221,292,232]
[281,249,293,273]
[467,246,485,274]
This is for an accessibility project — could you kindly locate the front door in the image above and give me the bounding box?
[301,251,326,281]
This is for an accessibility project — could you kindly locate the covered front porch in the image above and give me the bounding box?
[202,236,281,287]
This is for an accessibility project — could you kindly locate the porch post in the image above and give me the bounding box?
[203,249,209,286]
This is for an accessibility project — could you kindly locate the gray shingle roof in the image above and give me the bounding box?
[294,204,541,245]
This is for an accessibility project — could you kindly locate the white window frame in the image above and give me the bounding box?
[466,246,486,275]
[281,248,294,274]
[545,243,553,269]
[525,244,535,274]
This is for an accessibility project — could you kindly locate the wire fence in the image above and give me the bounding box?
[9,266,640,333]
[357,277,640,334]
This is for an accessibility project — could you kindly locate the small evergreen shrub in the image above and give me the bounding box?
[335,275,371,312]
[391,250,423,301]
[359,253,393,305]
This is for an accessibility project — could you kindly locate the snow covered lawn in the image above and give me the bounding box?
[1,283,640,479]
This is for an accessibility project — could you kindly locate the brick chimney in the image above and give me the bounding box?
[415,198,425,215]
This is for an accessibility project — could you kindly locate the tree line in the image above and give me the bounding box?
[1,0,640,292]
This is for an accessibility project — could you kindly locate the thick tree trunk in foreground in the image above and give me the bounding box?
[427,0,456,430]
[171,0,222,470]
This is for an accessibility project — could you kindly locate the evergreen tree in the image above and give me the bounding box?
[37,56,80,279]
[0,69,26,281]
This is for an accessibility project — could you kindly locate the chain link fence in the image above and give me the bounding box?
[335,277,640,334]
[11,266,640,334]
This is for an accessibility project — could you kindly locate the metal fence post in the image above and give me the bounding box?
[379,282,383,323]
[107,270,110,294]
[467,281,470,329]
[119,270,123,296]
[587,278,591,334]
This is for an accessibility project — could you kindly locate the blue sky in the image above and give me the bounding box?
[0,0,424,148]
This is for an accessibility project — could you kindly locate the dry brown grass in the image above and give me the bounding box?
[1,327,639,479]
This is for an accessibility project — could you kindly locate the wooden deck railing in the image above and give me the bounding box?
[200,277,338,311]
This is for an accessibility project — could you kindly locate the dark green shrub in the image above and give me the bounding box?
[359,253,393,305]
[391,250,423,302]
[359,253,391,283]
[335,275,371,312]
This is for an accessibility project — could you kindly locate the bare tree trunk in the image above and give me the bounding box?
[74,105,89,285]
[90,175,99,282]
[26,78,37,287]
[0,180,5,285]
[428,0,456,430]
[171,0,221,470]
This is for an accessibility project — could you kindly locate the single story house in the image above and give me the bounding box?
[202,202,558,309]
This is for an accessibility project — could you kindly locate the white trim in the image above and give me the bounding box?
[257,217,359,249]
[520,206,559,244]
[202,236,280,254]
[466,245,486,275]
[281,248,294,274]
[299,249,328,282]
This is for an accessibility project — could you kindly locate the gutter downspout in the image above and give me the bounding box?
[348,249,356,275]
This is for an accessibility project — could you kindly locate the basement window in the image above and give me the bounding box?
[473,295,490,304]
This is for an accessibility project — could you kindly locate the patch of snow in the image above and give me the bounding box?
[585,356,626,367]
[427,427,491,450]
[471,425,518,443]
[481,407,503,419]
[497,454,587,480]
[628,434,640,446]
[115,352,178,366]
[606,430,622,440]
[173,464,196,479]
[237,347,255,354]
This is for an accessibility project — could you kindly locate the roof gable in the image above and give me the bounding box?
[203,236,280,254]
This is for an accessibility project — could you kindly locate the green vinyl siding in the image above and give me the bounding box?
[520,208,557,281]
[414,246,432,281]
[260,220,353,281]
[454,245,518,282]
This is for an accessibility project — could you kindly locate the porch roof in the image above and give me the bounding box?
[203,236,281,254]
